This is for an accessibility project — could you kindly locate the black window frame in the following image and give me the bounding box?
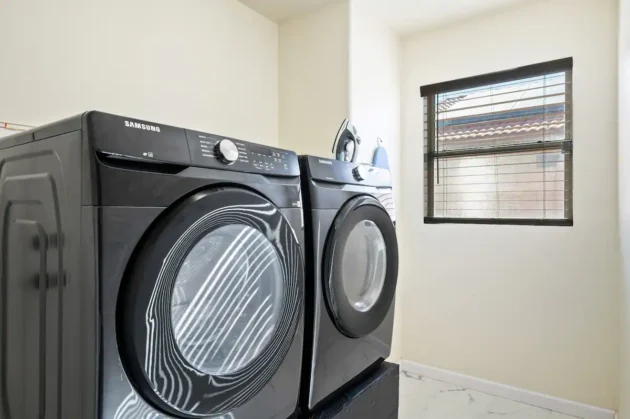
[421,57,574,227]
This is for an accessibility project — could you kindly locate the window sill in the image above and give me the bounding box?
[423,217,573,227]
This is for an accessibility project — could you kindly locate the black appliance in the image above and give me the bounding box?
[298,156,398,413]
[0,111,304,419]
[306,362,399,419]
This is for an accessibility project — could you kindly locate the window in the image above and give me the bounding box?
[421,58,573,226]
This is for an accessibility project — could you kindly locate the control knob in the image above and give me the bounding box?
[352,165,369,181]
[215,139,239,164]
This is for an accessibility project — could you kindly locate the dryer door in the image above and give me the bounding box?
[117,188,303,418]
[323,195,398,338]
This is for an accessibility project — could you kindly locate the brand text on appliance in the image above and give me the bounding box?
[125,121,161,132]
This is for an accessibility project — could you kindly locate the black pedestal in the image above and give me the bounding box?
[306,362,399,419]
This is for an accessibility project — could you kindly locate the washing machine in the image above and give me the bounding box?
[0,111,304,419]
[298,156,398,413]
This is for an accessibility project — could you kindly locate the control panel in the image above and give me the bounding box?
[87,111,192,165]
[88,112,300,177]
[304,155,391,188]
[187,130,300,177]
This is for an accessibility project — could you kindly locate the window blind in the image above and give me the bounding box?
[421,58,573,226]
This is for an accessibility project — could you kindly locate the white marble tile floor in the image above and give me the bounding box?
[399,370,583,419]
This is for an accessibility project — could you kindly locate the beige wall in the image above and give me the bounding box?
[278,2,350,156]
[400,0,619,408]
[619,0,630,415]
[0,0,279,145]
[349,3,402,360]
[349,6,401,170]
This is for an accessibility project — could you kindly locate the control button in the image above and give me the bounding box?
[214,139,239,164]
[352,165,368,181]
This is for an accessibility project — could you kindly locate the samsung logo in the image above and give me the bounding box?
[318,159,332,165]
[125,120,161,132]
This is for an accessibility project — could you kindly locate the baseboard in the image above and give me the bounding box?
[400,360,615,419]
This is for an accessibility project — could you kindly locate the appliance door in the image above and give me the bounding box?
[323,195,398,338]
[117,188,304,418]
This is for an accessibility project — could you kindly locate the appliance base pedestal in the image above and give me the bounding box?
[305,362,399,419]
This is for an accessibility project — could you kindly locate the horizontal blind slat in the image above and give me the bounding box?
[436,92,567,114]
[436,132,570,150]
[436,102,569,125]
[437,81,570,104]
[434,111,570,129]
[429,141,570,159]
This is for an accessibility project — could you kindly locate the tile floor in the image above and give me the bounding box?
[399,370,582,419]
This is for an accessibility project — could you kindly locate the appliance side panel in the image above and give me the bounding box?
[0,131,83,419]
[79,207,99,419]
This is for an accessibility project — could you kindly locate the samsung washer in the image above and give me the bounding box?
[0,111,304,419]
[298,156,398,413]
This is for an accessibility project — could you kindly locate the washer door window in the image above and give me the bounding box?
[341,220,387,313]
[118,188,304,418]
[171,224,284,376]
[323,196,398,338]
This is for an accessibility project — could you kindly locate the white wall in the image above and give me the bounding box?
[278,2,350,157]
[349,3,402,360]
[0,0,279,145]
[619,0,630,415]
[349,7,401,170]
[400,0,619,409]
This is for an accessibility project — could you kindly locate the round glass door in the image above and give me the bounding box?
[171,225,284,376]
[117,188,303,418]
[341,221,387,312]
[323,195,398,338]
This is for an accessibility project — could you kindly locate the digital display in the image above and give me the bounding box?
[249,144,272,156]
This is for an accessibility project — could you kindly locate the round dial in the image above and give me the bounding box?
[215,139,239,164]
[352,165,368,181]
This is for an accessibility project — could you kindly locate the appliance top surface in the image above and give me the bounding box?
[301,155,392,189]
[0,111,300,178]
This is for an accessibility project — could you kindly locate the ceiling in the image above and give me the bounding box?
[238,0,531,33]
[238,0,342,24]
[360,0,532,33]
